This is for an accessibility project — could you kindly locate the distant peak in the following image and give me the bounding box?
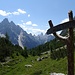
[3,18,9,21]
[10,21,15,25]
[29,33,32,36]
[2,18,9,24]
[40,33,43,35]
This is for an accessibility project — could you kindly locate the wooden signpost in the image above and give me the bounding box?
[47,10,75,75]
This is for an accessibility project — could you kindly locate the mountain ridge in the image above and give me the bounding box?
[0,18,54,48]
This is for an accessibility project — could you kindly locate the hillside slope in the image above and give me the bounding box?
[1,52,75,75]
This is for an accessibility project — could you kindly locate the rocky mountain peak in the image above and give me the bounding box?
[1,18,9,24]
[10,21,15,25]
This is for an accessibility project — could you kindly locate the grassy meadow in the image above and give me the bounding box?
[0,52,72,75]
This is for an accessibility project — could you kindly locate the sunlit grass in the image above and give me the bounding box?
[0,52,75,75]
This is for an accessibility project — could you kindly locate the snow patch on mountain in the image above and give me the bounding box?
[18,31,24,49]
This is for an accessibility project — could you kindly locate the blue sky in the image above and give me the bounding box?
[0,0,75,35]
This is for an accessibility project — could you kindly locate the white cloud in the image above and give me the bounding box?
[0,10,11,16]
[18,23,28,31]
[17,9,26,14]
[26,21,32,25]
[31,28,45,34]
[0,9,26,16]
[12,11,20,15]
[60,18,69,24]
[24,27,46,35]
[29,28,46,35]
[12,9,26,15]
[18,22,46,35]
[21,20,24,22]
[28,14,30,17]
[18,20,46,35]
[25,21,38,27]
[23,22,25,25]
[32,24,38,26]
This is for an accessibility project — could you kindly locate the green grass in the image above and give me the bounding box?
[0,53,75,75]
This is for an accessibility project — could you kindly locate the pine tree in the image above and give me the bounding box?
[5,32,9,40]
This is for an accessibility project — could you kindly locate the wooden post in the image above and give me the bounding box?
[47,10,74,75]
[67,10,74,75]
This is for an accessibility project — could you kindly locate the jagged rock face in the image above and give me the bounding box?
[0,18,54,49]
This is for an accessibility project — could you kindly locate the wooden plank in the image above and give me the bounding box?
[47,20,75,34]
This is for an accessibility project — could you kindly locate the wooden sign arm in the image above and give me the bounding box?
[48,20,68,42]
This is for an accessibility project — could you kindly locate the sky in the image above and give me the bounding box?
[0,0,75,35]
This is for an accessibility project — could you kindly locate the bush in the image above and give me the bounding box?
[21,47,28,58]
[50,47,67,60]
